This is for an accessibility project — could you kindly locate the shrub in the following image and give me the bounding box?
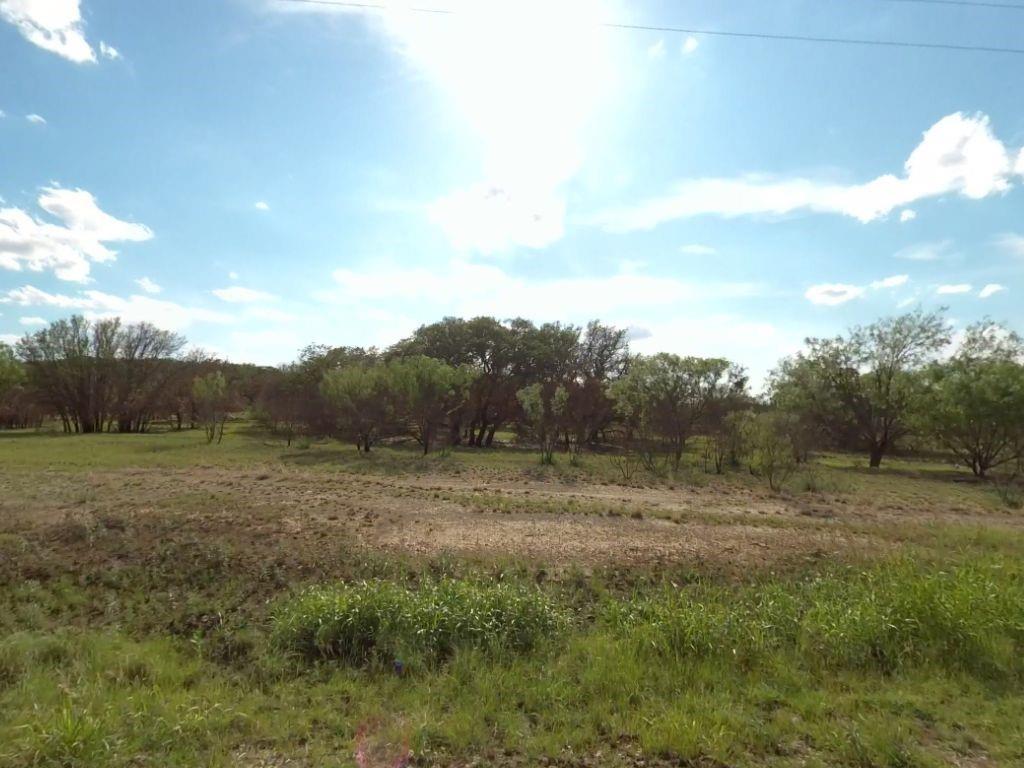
[271,579,565,666]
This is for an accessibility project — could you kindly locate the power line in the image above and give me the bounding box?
[274,0,1024,55]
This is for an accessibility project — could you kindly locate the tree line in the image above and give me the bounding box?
[2,310,1023,481]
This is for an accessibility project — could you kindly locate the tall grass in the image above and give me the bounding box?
[271,579,565,666]
[604,559,1024,677]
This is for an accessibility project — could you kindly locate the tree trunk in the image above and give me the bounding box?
[868,445,884,468]
[485,424,497,447]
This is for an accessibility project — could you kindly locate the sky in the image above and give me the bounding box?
[1,0,1023,386]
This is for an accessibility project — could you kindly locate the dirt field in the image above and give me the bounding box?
[2,442,1019,579]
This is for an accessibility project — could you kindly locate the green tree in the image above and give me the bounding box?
[743,412,799,492]
[320,363,390,452]
[192,371,230,444]
[384,356,475,454]
[0,342,24,399]
[517,382,568,464]
[608,353,744,471]
[918,322,1024,478]
[771,309,950,467]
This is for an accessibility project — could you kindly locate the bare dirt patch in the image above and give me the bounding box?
[0,461,962,575]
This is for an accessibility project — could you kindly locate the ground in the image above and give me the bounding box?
[0,426,1022,767]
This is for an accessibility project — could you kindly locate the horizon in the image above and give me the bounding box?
[2,0,1023,386]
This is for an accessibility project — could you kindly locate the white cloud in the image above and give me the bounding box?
[228,271,239,280]
[994,233,1024,257]
[0,109,6,118]
[894,240,953,262]
[647,39,665,59]
[936,283,972,295]
[1,285,232,331]
[870,274,909,290]
[99,41,120,60]
[0,186,153,282]
[326,259,763,319]
[899,209,916,222]
[135,277,161,294]
[682,35,699,54]
[254,200,270,211]
[593,112,1021,232]
[679,243,716,255]
[18,316,45,326]
[212,286,277,303]
[978,284,1005,299]
[0,0,96,63]
[805,283,865,306]
[26,113,46,125]
[0,334,18,345]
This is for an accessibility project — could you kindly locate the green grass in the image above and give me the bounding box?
[271,579,565,666]
[3,560,1023,766]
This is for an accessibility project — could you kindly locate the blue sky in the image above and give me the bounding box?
[1,0,1023,384]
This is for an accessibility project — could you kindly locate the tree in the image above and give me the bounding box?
[918,322,1024,478]
[0,343,32,429]
[16,316,188,433]
[111,322,187,432]
[517,382,568,464]
[771,309,950,467]
[256,365,309,446]
[193,371,230,444]
[384,356,476,454]
[321,363,390,452]
[608,353,745,471]
[743,412,799,492]
[0,343,24,402]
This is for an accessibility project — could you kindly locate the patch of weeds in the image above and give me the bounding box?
[271,578,566,667]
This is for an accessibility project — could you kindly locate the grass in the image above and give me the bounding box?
[1,425,1023,765]
[271,579,565,666]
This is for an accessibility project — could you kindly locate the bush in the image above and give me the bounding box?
[271,579,565,666]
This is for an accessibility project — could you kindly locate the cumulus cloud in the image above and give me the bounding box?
[212,286,277,303]
[0,186,154,282]
[135,277,161,294]
[1,285,232,331]
[806,273,912,306]
[626,325,652,341]
[899,209,916,222]
[18,316,45,325]
[593,113,1022,232]
[99,41,120,60]
[805,283,865,306]
[979,283,1005,299]
[254,201,270,211]
[679,243,716,255]
[26,113,46,125]
[0,0,96,63]
[870,274,909,290]
[682,35,699,54]
[936,283,972,295]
